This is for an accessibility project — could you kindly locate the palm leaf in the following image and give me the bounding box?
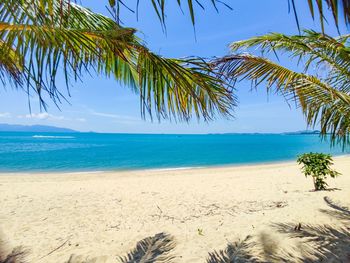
[0,0,235,120]
[213,39,350,145]
[111,0,231,29]
[113,0,348,32]
[0,40,23,87]
[290,0,350,32]
[230,31,350,85]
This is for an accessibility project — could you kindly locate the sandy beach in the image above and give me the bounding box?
[0,156,349,262]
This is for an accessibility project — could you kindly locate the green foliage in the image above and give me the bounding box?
[290,0,350,33]
[297,152,340,190]
[213,31,350,146]
[1,0,349,124]
[111,1,349,33]
[0,0,235,121]
[109,1,231,30]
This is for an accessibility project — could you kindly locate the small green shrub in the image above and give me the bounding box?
[297,153,340,191]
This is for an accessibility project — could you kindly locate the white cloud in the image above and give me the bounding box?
[90,110,141,122]
[17,113,86,123]
[0,112,11,118]
[18,113,65,121]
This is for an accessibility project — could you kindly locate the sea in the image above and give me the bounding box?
[0,132,348,172]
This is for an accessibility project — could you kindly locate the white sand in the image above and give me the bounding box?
[0,156,349,262]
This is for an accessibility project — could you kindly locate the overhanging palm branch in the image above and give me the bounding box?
[213,30,350,145]
[0,0,235,121]
[110,0,231,29]
[290,0,350,32]
[112,0,348,33]
[0,40,23,86]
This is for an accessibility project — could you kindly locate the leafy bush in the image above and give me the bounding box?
[297,153,340,190]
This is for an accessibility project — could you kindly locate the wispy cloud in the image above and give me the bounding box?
[18,112,65,120]
[0,112,11,118]
[76,118,86,122]
[90,110,141,123]
[17,113,86,122]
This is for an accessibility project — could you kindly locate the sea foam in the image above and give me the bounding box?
[32,135,75,139]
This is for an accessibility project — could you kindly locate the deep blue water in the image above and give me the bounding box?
[0,132,348,172]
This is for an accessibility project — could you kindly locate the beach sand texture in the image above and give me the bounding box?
[0,156,349,262]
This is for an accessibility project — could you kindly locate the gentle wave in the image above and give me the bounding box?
[61,171,105,175]
[148,167,203,171]
[32,135,75,139]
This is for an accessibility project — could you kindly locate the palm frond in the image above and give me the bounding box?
[290,0,350,32]
[108,0,231,29]
[119,232,176,263]
[114,0,348,32]
[133,51,235,121]
[0,40,23,87]
[214,54,350,106]
[0,0,137,106]
[230,31,350,84]
[215,31,350,146]
[0,0,235,120]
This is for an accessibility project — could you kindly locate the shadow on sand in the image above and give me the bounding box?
[1,197,350,262]
[206,196,350,263]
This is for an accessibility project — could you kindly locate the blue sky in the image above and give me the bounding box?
[0,1,344,133]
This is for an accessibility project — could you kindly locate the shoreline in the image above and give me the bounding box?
[1,154,349,176]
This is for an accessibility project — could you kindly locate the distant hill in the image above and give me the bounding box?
[0,123,77,133]
[283,130,321,135]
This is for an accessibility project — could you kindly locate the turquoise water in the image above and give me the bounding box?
[0,132,348,172]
